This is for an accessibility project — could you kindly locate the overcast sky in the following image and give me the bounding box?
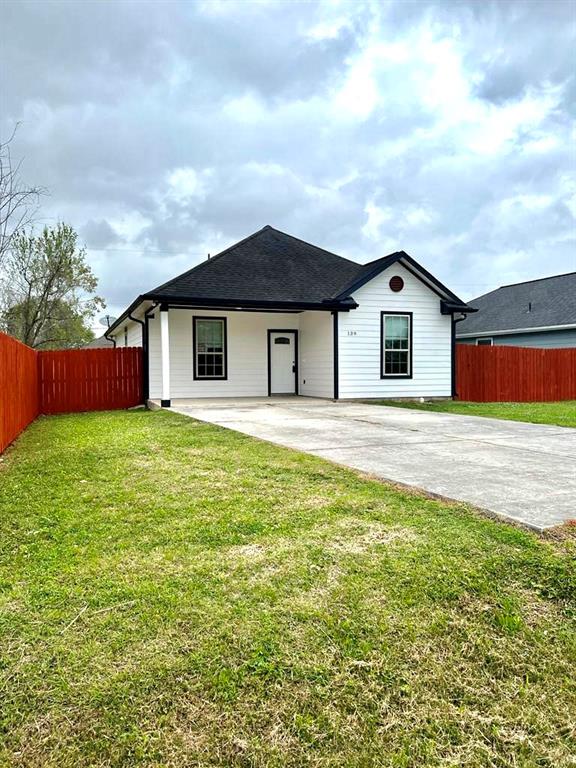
[1,0,575,329]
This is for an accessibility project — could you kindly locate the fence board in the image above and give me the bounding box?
[0,332,40,453]
[38,347,143,414]
[456,345,576,402]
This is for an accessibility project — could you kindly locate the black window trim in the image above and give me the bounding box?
[193,315,228,381]
[380,310,413,379]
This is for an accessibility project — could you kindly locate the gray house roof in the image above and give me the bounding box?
[84,335,114,348]
[457,272,576,336]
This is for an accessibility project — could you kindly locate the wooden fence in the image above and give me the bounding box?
[39,347,143,414]
[456,344,576,402]
[0,332,40,454]
[0,334,143,453]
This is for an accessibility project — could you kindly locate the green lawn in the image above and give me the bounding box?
[1,410,575,767]
[374,400,576,428]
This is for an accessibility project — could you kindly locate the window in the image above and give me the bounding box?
[193,317,227,379]
[476,338,493,346]
[274,337,290,344]
[124,327,128,347]
[381,312,412,378]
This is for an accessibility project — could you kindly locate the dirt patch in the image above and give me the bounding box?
[310,517,417,555]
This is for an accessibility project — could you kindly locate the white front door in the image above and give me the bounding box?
[270,332,296,394]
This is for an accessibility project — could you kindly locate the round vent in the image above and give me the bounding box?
[389,275,404,292]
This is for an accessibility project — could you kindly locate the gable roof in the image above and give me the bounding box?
[106,226,473,336]
[457,271,576,336]
[333,250,465,305]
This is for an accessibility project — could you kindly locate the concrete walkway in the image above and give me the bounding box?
[169,398,576,531]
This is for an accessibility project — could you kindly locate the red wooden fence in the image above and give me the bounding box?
[0,334,143,453]
[457,344,576,402]
[39,347,143,414]
[0,332,40,454]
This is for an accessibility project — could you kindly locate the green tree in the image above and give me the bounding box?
[0,223,104,348]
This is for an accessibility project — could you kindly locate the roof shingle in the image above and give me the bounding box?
[457,272,576,335]
[146,226,361,305]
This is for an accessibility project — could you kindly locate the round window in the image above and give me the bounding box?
[389,276,404,292]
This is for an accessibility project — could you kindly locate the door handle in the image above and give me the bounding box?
[292,363,296,373]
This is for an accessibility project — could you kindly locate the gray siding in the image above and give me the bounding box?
[458,329,576,349]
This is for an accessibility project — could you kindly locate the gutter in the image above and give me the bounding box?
[142,295,358,312]
[457,322,576,338]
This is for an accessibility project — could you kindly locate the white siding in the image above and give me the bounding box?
[299,311,333,398]
[110,319,142,347]
[338,263,452,398]
[149,309,301,399]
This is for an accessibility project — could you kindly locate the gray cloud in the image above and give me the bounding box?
[1,0,574,324]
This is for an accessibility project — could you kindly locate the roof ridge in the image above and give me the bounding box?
[264,225,360,267]
[498,271,576,290]
[361,250,406,268]
[145,225,272,296]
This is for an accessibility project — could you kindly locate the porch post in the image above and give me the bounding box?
[160,304,171,407]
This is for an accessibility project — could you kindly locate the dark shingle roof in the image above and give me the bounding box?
[146,226,361,305]
[106,226,473,337]
[457,272,576,335]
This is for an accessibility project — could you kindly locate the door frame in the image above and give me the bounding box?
[267,329,299,396]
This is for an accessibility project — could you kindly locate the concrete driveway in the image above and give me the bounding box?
[169,398,576,531]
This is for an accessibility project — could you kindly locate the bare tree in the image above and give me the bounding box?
[0,126,45,264]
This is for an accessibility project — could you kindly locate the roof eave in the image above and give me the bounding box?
[440,300,478,315]
[334,251,467,306]
[105,295,148,338]
[142,294,358,311]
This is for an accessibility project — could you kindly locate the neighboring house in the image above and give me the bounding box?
[84,335,115,348]
[457,272,576,348]
[106,226,474,404]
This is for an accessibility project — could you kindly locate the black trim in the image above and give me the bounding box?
[380,311,413,379]
[267,329,298,396]
[334,251,469,308]
[192,316,228,381]
[105,295,356,339]
[452,315,467,398]
[332,311,339,400]
[161,399,171,408]
[440,299,478,315]
[127,310,146,402]
[142,303,157,402]
[144,295,357,312]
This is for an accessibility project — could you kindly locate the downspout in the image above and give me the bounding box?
[104,329,117,347]
[141,303,158,404]
[452,314,467,399]
[128,310,146,404]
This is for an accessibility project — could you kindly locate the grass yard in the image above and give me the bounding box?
[1,410,575,767]
[375,400,576,429]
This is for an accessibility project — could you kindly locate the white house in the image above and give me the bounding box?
[106,226,475,405]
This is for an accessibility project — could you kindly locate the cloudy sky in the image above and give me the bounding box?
[1,0,575,328]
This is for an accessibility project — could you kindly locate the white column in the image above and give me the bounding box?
[160,305,170,406]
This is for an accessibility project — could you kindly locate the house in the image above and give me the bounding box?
[83,335,115,349]
[457,272,576,348]
[105,226,475,404]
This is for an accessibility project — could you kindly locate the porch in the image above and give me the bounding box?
[147,306,336,404]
